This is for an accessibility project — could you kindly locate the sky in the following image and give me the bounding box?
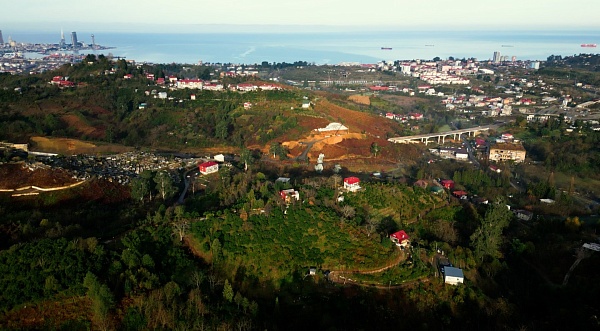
[4,0,600,33]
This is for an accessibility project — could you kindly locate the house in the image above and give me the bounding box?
[443,266,464,285]
[489,142,526,163]
[157,92,167,99]
[280,189,300,203]
[302,100,311,109]
[489,165,502,173]
[316,123,349,133]
[390,230,410,248]
[198,161,219,175]
[276,177,291,183]
[514,209,533,221]
[343,177,361,192]
[413,179,428,189]
[213,154,225,162]
[138,103,147,109]
[453,190,468,199]
[309,267,317,276]
[440,179,455,190]
[243,102,252,109]
[430,186,444,194]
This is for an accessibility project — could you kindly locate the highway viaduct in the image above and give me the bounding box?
[387,124,497,145]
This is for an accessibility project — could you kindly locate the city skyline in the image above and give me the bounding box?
[3,0,600,33]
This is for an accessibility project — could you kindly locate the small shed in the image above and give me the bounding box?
[443,267,464,285]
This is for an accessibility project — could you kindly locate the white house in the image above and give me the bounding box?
[343,177,361,192]
[443,267,464,285]
[198,161,219,175]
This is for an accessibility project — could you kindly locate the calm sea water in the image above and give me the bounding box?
[8,30,600,64]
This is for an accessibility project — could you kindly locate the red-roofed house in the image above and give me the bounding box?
[440,179,455,189]
[489,165,502,173]
[50,76,63,85]
[146,73,155,81]
[156,77,165,85]
[344,177,361,192]
[280,189,300,203]
[390,230,410,247]
[453,190,468,199]
[198,161,219,175]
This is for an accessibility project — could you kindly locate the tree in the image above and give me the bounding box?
[154,171,177,201]
[269,142,287,159]
[130,177,150,202]
[470,197,513,262]
[565,216,581,232]
[370,142,381,158]
[240,148,252,172]
[341,205,356,220]
[223,279,234,302]
[172,220,189,241]
[83,272,114,327]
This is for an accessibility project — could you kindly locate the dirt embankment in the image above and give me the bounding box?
[0,164,78,189]
[29,136,133,155]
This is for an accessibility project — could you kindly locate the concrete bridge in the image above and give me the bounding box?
[387,124,497,145]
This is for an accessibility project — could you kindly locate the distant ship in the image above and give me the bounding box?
[501,45,514,47]
[381,47,392,50]
[581,44,597,47]
[425,44,435,47]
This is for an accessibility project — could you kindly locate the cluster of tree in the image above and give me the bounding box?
[453,168,509,194]
[131,170,179,203]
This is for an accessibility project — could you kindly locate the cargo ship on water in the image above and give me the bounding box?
[581,44,597,47]
[381,47,392,50]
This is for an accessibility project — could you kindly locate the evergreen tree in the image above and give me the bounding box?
[223,279,234,302]
[470,197,513,262]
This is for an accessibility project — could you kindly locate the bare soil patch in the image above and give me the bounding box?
[29,136,133,155]
[349,95,371,105]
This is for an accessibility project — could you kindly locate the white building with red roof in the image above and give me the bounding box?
[343,177,361,192]
[390,230,410,247]
[198,161,219,175]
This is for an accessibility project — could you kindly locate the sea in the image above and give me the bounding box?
[8,30,600,65]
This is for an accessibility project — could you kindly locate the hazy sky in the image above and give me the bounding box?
[4,0,600,32]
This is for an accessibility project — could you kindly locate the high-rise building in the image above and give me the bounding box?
[60,29,65,48]
[71,31,78,49]
[493,51,501,63]
[0,30,4,44]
